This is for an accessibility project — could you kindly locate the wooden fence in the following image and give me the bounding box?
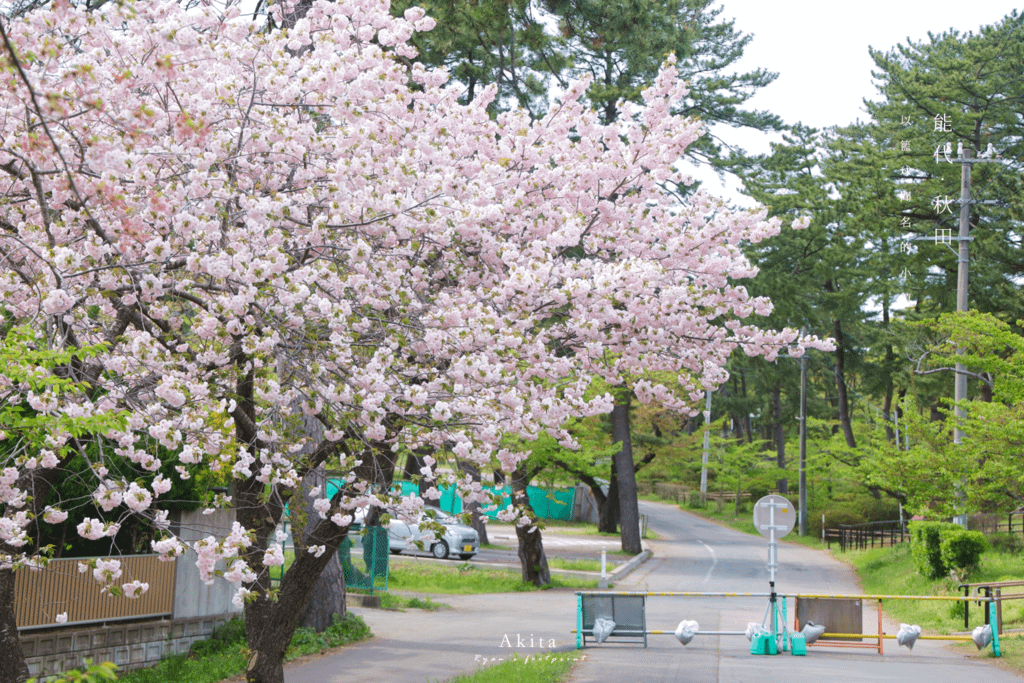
[965,512,1024,534]
[16,555,175,630]
[824,520,908,552]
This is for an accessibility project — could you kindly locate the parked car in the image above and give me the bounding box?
[387,511,479,560]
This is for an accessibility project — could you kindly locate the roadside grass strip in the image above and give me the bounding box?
[851,542,1024,674]
[389,559,600,593]
[348,589,450,611]
[116,613,371,683]
[440,652,579,683]
[547,557,607,572]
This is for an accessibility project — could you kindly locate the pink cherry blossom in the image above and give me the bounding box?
[0,2,834,676]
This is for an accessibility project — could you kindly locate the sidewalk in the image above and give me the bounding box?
[285,527,623,683]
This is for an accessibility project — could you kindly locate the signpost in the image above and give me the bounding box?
[753,494,796,653]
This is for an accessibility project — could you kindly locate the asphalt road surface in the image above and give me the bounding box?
[284,500,1023,683]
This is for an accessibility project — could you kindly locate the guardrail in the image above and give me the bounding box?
[16,555,175,630]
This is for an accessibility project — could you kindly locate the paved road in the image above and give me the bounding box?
[284,500,1023,683]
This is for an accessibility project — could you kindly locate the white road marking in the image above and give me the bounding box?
[701,541,717,585]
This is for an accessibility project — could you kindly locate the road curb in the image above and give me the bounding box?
[610,548,652,582]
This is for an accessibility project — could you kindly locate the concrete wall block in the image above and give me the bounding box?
[73,632,93,652]
[91,630,108,649]
[19,613,239,679]
[60,654,79,674]
[146,642,164,662]
[36,636,55,656]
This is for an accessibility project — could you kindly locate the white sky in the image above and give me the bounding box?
[696,0,1021,206]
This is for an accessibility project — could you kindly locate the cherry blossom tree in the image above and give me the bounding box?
[0,0,829,680]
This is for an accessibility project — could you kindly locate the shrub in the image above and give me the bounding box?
[910,521,957,579]
[987,532,1024,555]
[909,521,987,579]
[190,618,246,657]
[941,529,987,575]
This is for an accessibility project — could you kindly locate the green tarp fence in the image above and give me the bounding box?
[339,526,389,593]
[325,481,577,521]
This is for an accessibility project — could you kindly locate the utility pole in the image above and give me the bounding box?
[904,146,1001,451]
[953,148,971,448]
[949,147,1000,525]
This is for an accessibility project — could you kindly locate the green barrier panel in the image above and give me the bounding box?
[339,526,389,594]
[329,481,577,521]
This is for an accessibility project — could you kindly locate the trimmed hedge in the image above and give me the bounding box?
[909,521,987,578]
[941,529,987,573]
[910,521,952,578]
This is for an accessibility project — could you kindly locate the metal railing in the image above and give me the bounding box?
[827,513,1024,552]
[16,555,176,630]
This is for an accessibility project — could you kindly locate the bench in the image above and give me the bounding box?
[577,594,647,648]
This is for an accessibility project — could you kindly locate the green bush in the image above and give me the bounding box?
[910,521,956,579]
[941,529,987,575]
[29,660,117,683]
[987,532,1024,554]
[819,498,903,534]
[909,521,987,579]
[190,618,246,657]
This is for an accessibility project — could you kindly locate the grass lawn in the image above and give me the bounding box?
[527,519,660,541]
[115,613,371,683]
[547,556,607,572]
[388,558,601,593]
[846,541,1024,674]
[438,652,582,683]
[348,588,450,611]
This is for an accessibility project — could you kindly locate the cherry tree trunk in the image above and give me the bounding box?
[0,468,63,682]
[511,467,549,586]
[516,521,550,586]
[597,475,619,534]
[236,468,349,683]
[611,395,642,554]
[293,460,346,633]
[298,553,346,632]
[0,569,29,683]
[459,461,489,545]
